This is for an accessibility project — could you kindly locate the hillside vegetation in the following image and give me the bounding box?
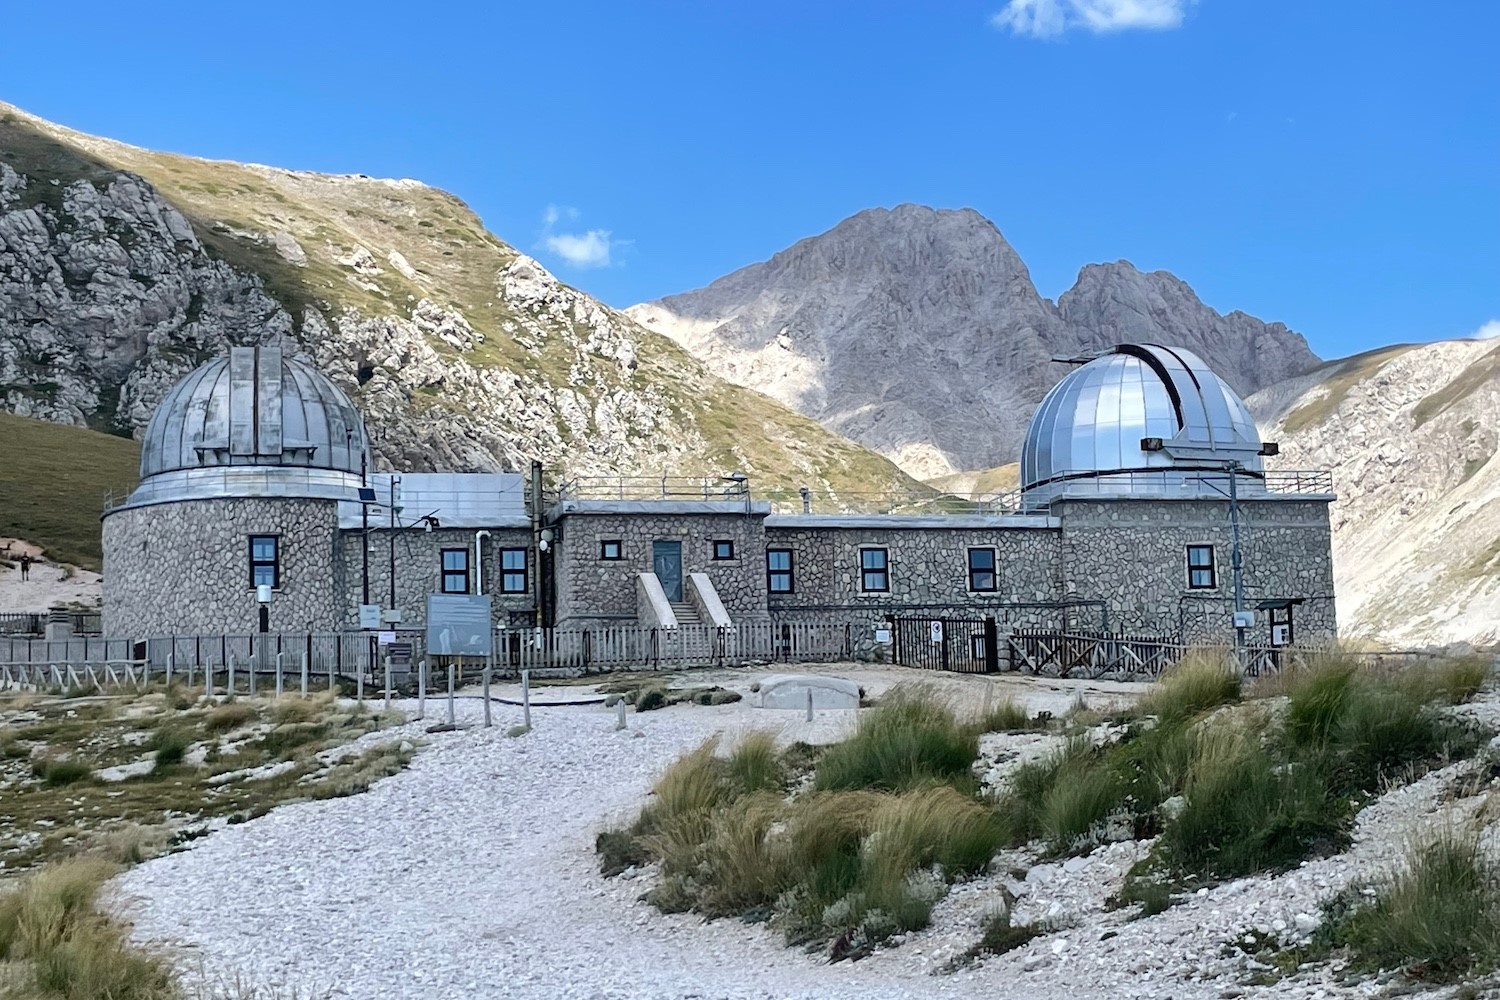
[1249,337,1500,648]
[0,412,138,569]
[0,101,916,497]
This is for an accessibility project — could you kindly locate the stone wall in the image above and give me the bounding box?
[102,497,343,637]
[551,511,770,624]
[1053,498,1337,643]
[335,527,535,628]
[762,522,1064,616]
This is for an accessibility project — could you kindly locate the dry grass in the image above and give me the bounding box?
[0,857,176,999]
[203,702,257,734]
[1136,653,1241,722]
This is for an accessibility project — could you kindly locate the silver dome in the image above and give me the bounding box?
[1021,344,1266,506]
[121,347,372,509]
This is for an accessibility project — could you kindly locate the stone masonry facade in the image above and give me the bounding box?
[550,507,771,624]
[1053,498,1337,642]
[103,497,344,637]
[102,491,1336,650]
[104,498,537,637]
[335,526,535,629]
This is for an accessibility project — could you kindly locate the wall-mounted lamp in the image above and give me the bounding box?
[255,584,273,633]
[1140,437,1165,452]
[539,528,556,552]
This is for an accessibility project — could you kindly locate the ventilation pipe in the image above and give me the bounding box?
[474,530,491,594]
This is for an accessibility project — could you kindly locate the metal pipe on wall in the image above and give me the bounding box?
[474,530,492,595]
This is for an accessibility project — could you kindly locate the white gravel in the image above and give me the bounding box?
[109,668,1494,1000]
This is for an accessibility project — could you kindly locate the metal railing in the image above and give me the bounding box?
[557,475,753,502]
[0,612,103,637]
[0,621,855,692]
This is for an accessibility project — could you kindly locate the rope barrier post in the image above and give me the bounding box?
[276,652,284,698]
[521,668,531,730]
[447,658,456,726]
[417,658,427,720]
[300,652,309,698]
[205,657,213,701]
[482,656,493,728]
[383,654,392,712]
[806,687,814,722]
[248,651,256,697]
[227,655,235,698]
[166,650,174,690]
[356,659,364,704]
[615,697,626,731]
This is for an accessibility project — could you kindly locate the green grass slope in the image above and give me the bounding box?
[0,412,139,569]
[0,102,918,497]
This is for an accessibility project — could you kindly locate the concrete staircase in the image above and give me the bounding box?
[669,601,702,626]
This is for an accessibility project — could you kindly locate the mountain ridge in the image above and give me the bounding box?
[629,204,1320,479]
[0,100,916,497]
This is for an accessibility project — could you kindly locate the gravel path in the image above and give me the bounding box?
[110,670,1491,1000]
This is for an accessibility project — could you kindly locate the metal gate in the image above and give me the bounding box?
[892,616,998,673]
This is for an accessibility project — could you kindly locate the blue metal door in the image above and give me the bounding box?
[652,541,683,601]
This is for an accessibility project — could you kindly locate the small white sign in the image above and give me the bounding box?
[382,609,404,624]
[930,621,944,644]
[378,630,397,646]
[873,628,892,645]
[1271,624,1291,647]
[1233,610,1255,629]
[358,604,382,629]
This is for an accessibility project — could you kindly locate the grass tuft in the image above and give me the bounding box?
[1326,829,1500,981]
[0,857,176,998]
[33,758,92,788]
[1137,653,1241,722]
[725,732,782,796]
[148,727,191,772]
[814,686,977,792]
[203,702,257,734]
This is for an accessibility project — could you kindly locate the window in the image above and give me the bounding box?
[600,539,623,560]
[968,548,997,592]
[1187,545,1217,589]
[500,547,528,594]
[441,548,470,594]
[712,539,735,561]
[248,535,279,589]
[860,548,889,593]
[767,548,794,594]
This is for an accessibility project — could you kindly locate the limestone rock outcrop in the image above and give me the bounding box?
[629,205,1320,479]
[0,102,911,494]
[1249,339,1500,648]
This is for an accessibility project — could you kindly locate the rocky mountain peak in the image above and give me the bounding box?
[632,205,1069,479]
[632,207,1317,479]
[1058,260,1320,396]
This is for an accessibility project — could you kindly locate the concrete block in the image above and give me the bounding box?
[757,673,860,710]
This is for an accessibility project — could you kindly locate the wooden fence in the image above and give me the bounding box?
[1005,630,1454,680]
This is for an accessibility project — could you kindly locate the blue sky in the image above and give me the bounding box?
[2,1,1495,358]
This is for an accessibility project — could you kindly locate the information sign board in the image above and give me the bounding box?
[426,593,492,656]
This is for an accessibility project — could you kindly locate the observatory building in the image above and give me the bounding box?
[100,343,1336,652]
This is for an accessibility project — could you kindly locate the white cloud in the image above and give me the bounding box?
[538,205,616,269]
[1475,319,1500,340]
[543,229,614,269]
[992,0,1195,38]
